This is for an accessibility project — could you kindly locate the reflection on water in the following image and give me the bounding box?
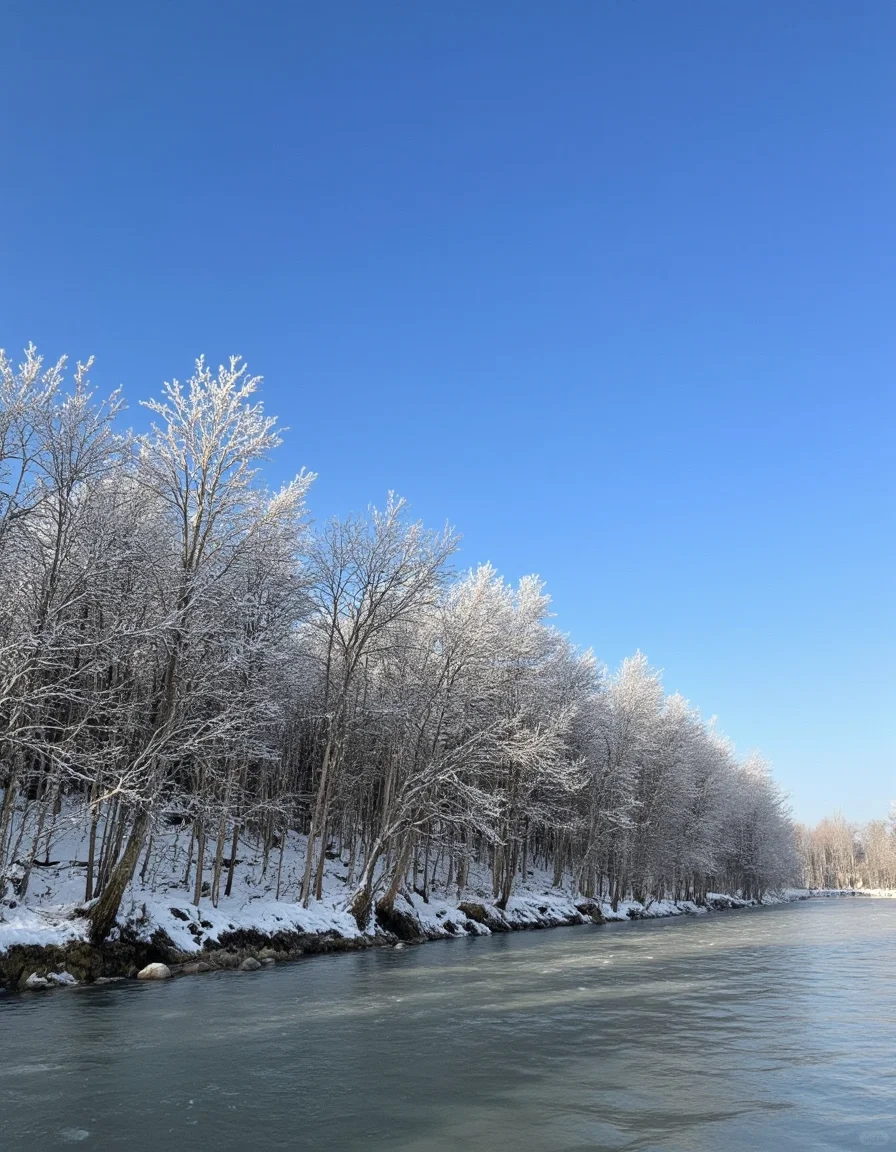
[2,899,895,1150]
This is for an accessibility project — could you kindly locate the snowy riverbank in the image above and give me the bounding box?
[0,817,817,992]
[0,886,783,993]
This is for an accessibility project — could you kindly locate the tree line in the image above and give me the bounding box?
[796,812,896,890]
[0,347,797,942]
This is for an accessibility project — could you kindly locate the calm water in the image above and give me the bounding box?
[1,899,894,1151]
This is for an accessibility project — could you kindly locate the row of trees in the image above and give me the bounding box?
[0,347,798,942]
[796,813,896,890]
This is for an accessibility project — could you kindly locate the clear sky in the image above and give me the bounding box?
[2,2,893,824]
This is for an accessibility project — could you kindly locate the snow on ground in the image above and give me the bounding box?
[0,904,89,952]
[136,893,364,955]
[0,803,853,961]
[403,892,490,937]
[1,814,369,955]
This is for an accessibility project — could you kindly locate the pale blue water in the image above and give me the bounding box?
[1,899,894,1150]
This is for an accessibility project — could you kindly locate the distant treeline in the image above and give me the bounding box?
[796,813,896,890]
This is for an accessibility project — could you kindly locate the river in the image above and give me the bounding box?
[1,898,894,1150]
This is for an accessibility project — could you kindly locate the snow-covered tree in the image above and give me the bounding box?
[0,345,801,937]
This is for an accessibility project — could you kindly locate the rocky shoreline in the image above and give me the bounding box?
[0,890,775,995]
[0,923,377,993]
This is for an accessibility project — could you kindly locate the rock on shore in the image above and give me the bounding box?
[136,962,172,980]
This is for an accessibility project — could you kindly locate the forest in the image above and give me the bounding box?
[796,813,896,891]
[0,347,799,943]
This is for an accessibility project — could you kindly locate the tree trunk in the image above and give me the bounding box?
[139,832,154,884]
[0,760,21,872]
[192,821,206,907]
[275,819,287,901]
[85,795,102,902]
[349,836,387,930]
[301,736,336,905]
[313,804,330,902]
[496,840,519,909]
[224,818,240,898]
[87,810,150,943]
[211,814,228,907]
[380,834,414,912]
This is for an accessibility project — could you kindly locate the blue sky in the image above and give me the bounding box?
[2,2,893,823]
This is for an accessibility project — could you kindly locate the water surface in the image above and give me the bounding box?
[2,899,894,1150]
